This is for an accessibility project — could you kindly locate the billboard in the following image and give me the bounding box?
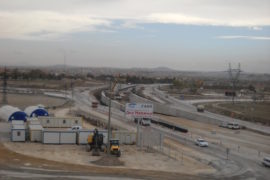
[125,103,153,118]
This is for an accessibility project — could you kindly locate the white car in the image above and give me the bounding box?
[262,157,270,167]
[195,138,209,147]
[227,122,240,130]
[219,122,240,130]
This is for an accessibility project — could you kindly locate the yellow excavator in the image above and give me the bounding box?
[87,129,121,157]
[86,129,104,156]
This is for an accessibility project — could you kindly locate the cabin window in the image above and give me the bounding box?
[17,131,21,136]
[47,120,50,124]
[75,120,78,124]
[63,119,66,124]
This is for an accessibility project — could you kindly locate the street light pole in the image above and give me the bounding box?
[107,78,112,155]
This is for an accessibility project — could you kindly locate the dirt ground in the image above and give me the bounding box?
[3,141,214,175]
[92,155,125,166]
[204,102,270,125]
[52,108,71,117]
[0,144,209,180]
[0,93,66,109]
[6,79,103,89]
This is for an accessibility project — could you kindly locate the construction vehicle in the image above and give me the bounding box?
[86,129,104,156]
[108,139,121,157]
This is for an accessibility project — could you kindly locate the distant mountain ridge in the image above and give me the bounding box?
[2,64,270,81]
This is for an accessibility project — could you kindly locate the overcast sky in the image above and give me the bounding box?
[0,0,269,73]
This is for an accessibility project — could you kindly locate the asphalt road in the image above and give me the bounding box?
[43,85,270,179]
[143,84,270,135]
[73,86,270,180]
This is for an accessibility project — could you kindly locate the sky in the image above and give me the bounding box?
[0,0,269,73]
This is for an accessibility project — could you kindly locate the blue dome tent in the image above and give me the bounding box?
[0,105,27,122]
[25,105,49,117]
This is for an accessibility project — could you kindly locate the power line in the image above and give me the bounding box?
[227,63,242,103]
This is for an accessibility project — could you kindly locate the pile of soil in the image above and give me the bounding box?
[91,155,124,166]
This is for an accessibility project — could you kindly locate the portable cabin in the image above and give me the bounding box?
[11,124,26,142]
[29,124,44,142]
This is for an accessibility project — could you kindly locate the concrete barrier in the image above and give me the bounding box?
[100,91,125,111]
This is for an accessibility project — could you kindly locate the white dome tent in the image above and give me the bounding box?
[24,105,49,117]
[0,105,27,122]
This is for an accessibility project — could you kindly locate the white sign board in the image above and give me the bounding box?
[125,103,153,118]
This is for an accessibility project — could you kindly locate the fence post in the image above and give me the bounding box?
[140,132,143,150]
[159,133,163,151]
[181,152,184,164]
[226,148,230,160]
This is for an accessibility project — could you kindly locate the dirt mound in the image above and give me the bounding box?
[91,155,124,166]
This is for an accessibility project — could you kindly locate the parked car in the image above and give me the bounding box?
[262,157,270,167]
[195,138,208,147]
[71,126,82,131]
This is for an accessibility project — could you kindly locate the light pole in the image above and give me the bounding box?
[107,78,112,155]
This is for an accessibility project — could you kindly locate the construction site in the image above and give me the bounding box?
[1,0,270,179]
[0,66,270,180]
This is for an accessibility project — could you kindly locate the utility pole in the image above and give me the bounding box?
[69,80,74,112]
[136,117,140,147]
[107,78,112,155]
[71,81,74,100]
[64,52,67,100]
[2,67,8,105]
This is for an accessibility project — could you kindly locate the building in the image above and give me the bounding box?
[29,124,44,142]
[11,124,26,142]
[42,130,77,144]
[0,105,27,122]
[38,116,82,128]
